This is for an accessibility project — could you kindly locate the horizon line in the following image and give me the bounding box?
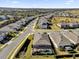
[0,7,79,9]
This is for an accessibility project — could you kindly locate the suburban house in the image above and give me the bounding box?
[0,15,8,21]
[58,34,74,51]
[32,33,53,55]
[0,31,8,41]
[38,17,50,29]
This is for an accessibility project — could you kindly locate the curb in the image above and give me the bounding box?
[7,33,31,59]
[0,44,8,51]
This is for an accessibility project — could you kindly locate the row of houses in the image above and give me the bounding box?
[58,22,79,29]
[32,30,79,56]
[49,30,79,52]
[53,11,79,18]
[0,16,35,44]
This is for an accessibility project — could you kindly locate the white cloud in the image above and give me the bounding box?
[65,0,74,4]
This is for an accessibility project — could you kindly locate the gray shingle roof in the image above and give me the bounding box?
[33,33,51,46]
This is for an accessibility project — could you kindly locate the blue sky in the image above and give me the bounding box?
[0,0,78,8]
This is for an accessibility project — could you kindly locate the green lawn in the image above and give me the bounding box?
[0,44,3,47]
[30,55,55,59]
[0,20,7,24]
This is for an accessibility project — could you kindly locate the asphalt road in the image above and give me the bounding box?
[0,18,37,59]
